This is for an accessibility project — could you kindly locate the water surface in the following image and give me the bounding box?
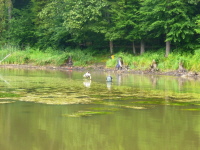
[0,68,200,150]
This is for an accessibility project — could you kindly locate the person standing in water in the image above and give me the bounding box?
[106,76,112,82]
[116,57,123,70]
[106,75,112,90]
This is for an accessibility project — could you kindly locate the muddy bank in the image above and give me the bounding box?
[0,64,200,79]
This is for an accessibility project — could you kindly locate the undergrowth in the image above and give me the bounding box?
[0,46,96,66]
[106,49,200,72]
[1,45,200,72]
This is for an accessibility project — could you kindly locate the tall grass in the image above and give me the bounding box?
[65,48,96,66]
[0,46,96,66]
[106,51,165,70]
[106,49,200,72]
[1,45,200,72]
[189,49,200,71]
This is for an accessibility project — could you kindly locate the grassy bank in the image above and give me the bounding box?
[1,45,200,72]
[107,50,200,72]
[0,46,97,66]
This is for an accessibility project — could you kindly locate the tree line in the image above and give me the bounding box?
[0,0,200,56]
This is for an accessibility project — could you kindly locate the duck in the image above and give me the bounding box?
[83,72,91,80]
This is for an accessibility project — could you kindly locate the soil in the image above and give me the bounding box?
[0,64,200,80]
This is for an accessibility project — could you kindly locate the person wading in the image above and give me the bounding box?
[116,57,123,70]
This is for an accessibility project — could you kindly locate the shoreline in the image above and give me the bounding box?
[0,64,200,79]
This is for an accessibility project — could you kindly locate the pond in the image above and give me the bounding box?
[0,68,200,150]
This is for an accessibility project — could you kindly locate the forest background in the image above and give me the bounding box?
[1,0,200,71]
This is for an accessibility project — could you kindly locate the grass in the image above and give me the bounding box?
[1,45,200,72]
[106,49,200,72]
[0,46,97,66]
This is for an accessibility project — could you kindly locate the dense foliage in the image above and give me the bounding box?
[0,0,200,56]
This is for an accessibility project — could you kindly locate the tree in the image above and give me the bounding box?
[36,0,68,48]
[195,15,200,43]
[102,1,122,54]
[0,0,6,41]
[196,17,200,33]
[0,0,13,44]
[5,7,36,46]
[106,0,141,54]
[7,0,12,20]
[140,0,196,57]
[62,0,108,48]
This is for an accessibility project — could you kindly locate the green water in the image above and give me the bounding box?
[0,68,200,150]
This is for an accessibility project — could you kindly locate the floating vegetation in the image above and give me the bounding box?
[118,105,147,109]
[64,106,121,117]
[0,97,15,104]
[90,107,120,111]
[0,100,15,104]
[181,108,200,111]
[1,69,200,111]
[64,111,111,117]
[0,92,20,98]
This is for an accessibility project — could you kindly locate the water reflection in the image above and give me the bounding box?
[0,68,200,150]
[116,74,122,86]
[0,74,10,85]
[149,75,158,87]
[1,68,200,104]
[106,81,112,90]
[0,102,199,150]
[83,79,91,88]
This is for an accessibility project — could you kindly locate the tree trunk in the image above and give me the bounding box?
[140,40,145,55]
[165,41,171,57]
[132,41,136,55]
[7,0,12,21]
[109,40,113,54]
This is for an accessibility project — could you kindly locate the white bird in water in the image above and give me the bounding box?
[83,72,91,79]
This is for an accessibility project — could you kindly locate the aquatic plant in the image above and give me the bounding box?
[64,111,111,117]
